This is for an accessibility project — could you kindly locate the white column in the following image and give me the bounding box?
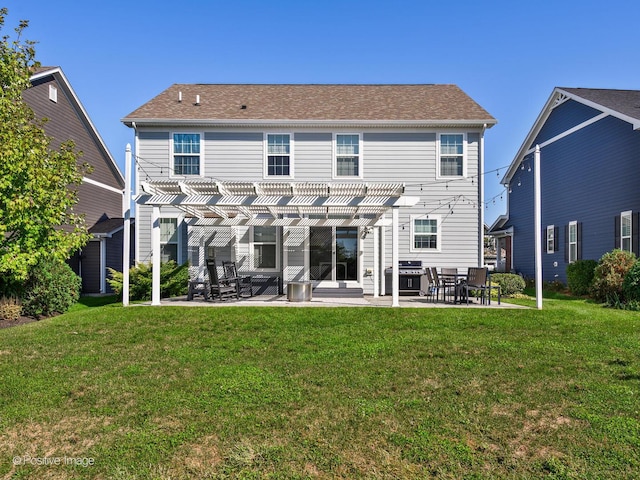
[479,124,486,267]
[392,207,400,307]
[534,145,543,310]
[122,144,132,306]
[372,226,379,297]
[151,205,161,306]
[380,217,386,296]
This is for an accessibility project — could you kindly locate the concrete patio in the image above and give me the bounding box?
[156,294,527,309]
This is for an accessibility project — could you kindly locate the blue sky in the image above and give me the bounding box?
[5,0,640,224]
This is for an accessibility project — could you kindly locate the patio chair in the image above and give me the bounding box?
[464,267,489,305]
[430,267,453,302]
[424,268,440,303]
[206,259,239,301]
[222,261,253,297]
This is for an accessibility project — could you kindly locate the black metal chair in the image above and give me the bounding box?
[222,261,253,297]
[464,267,489,305]
[206,259,238,301]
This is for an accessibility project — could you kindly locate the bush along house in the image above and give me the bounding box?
[121,84,496,305]
[491,87,640,283]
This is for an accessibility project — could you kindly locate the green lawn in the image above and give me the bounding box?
[0,298,639,479]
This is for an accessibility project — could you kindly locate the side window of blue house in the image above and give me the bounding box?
[565,221,581,263]
[621,211,632,252]
[546,225,559,254]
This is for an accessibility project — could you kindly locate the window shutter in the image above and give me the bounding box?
[614,215,621,250]
[577,222,583,260]
[633,213,639,256]
[564,224,569,263]
[554,226,560,252]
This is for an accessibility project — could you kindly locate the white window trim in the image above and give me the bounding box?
[436,132,467,179]
[159,215,183,264]
[621,210,633,252]
[170,132,204,178]
[568,220,578,263]
[410,214,441,253]
[332,133,363,179]
[263,132,294,179]
[250,225,281,272]
[546,225,555,254]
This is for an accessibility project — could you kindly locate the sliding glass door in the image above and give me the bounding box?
[309,227,358,282]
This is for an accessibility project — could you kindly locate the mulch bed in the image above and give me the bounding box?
[0,316,41,329]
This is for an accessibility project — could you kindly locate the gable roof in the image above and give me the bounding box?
[29,66,125,187]
[501,86,640,186]
[560,88,640,126]
[122,84,496,127]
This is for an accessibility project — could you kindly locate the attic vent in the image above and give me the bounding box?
[195,95,201,105]
[178,91,182,102]
[49,84,57,103]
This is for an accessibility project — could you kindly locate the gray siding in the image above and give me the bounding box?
[295,133,333,179]
[205,132,263,179]
[135,126,485,292]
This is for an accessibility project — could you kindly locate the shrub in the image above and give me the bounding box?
[489,273,526,296]
[591,249,636,304]
[0,297,22,321]
[107,261,189,301]
[21,258,81,317]
[566,259,598,296]
[622,260,640,303]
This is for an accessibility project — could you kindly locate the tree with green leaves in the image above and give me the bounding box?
[0,8,90,290]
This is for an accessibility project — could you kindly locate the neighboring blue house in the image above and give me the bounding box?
[490,87,640,283]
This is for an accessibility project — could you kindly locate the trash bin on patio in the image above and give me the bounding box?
[287,281,312,302]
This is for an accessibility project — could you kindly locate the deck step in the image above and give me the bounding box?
[312,287,364,298]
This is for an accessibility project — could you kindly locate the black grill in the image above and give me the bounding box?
[384,261,428,295]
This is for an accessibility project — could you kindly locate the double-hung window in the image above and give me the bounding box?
[266,134,291,176]
[546,225,555,254]
[568,221,578,263]
[173,133,200,175]
[621,211,632,252]
[335,134,361,177]
[160,218,179,263]
[439,133,465,177]
[252,226,278,270]
[411,215,440,251]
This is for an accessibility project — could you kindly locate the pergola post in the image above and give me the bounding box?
[151,205,161,306]
[122,144,132,306]
[391,206,400,307]
[372,226,379,297]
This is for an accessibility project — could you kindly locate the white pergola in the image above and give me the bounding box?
[132,179,420,307]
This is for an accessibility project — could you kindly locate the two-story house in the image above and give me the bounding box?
[26,67,131,293]
[122,84,495,303]
[491,87,640,283]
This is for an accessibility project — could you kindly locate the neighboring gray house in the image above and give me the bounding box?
[26,67,131,293]
[122,84,495,301]
[491,87,640,283]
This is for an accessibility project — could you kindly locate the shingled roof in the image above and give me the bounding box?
[122,84,496,126]
[560,87,640,123]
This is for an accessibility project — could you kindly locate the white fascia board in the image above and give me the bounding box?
[501,88,561,186]
[556,88,640,131]
[122,118,497,129]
